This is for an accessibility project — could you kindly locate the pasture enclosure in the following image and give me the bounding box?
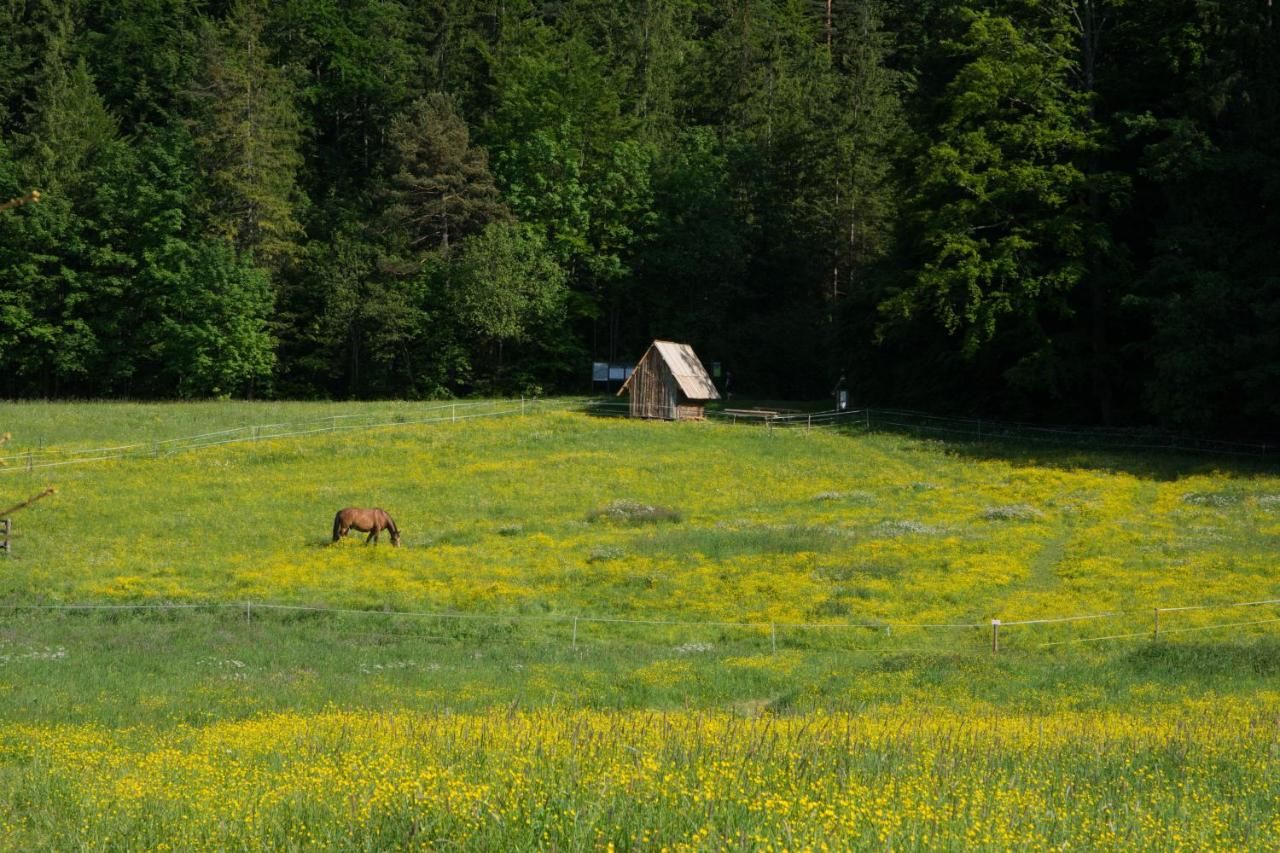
[0,400,1278,849]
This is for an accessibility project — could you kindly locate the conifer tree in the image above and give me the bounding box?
[386,93,507,254]
[192,0,305,272]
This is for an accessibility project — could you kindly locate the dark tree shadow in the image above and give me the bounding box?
[841,411,1280,481]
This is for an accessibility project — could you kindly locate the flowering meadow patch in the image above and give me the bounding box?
[1,402,1278,848]
[2,407,1276,636]
[2,705,1277,850]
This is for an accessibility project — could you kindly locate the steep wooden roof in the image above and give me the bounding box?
[618,340,721,400]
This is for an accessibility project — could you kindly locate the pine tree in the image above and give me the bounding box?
[385,93,507,253]
[192,0,305,272]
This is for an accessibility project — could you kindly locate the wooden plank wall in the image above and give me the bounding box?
[629,351,680,419]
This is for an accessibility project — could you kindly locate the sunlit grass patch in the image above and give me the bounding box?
[3,401,1280,847]
[3,706,1276,850]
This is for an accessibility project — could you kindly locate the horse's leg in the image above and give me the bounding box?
[366,528,378,544]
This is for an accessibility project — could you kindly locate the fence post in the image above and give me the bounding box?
[246,600,252,624]
[991,619,1000,655]
[1,518,9,555]
[572,616,578,650]
[771,623,777,654]
[1153,608,1159,641]
[864,410,871,432]
[521,395,526,416]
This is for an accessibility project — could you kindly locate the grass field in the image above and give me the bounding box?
[0,401,1277,849]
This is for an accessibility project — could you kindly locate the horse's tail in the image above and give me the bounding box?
[332,511,343,542]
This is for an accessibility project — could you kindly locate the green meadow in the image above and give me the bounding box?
[0,401,1278,849]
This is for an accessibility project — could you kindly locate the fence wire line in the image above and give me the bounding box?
[707,404,1273,454]
[1039,631,1153,647]
[1154,616,1280,636]
[579,400,1275,455]
[1000,612,1122,627]
[0,398,563,465]
[1155,598,1280,613]
[3,596,1277,637]
[11,400,1269,469]
[34,600,980,632]
[1039,616,1280,647]
[0,399,566,473]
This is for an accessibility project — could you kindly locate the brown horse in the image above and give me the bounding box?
[332,507,401,546]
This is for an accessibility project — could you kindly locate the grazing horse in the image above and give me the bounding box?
[332,507,401,546]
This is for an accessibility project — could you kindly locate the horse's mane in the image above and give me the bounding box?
[383,511,398,536]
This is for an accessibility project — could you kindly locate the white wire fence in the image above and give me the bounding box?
[581,399,1278,456]
[0,398,574,475]
[5,398,1274,477]
[757,407,1276,457]
[3,595,1277,657]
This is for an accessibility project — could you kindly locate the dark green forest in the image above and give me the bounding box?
[1,1,1277,434]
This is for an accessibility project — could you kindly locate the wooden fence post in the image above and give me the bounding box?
[1,518,9,555]
[1153,608,1159,641]
[991,619,1000,654]
[771,623,777,654]
[572,616,578,650]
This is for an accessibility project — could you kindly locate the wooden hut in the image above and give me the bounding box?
[617,340,720,420]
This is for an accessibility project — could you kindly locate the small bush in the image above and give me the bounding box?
[981,504,1044,522]
[587,546,625,563]
[878,519,944,535]
[587,500,682,525]
[1181,491,1241,508]
[812,490,874,502]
